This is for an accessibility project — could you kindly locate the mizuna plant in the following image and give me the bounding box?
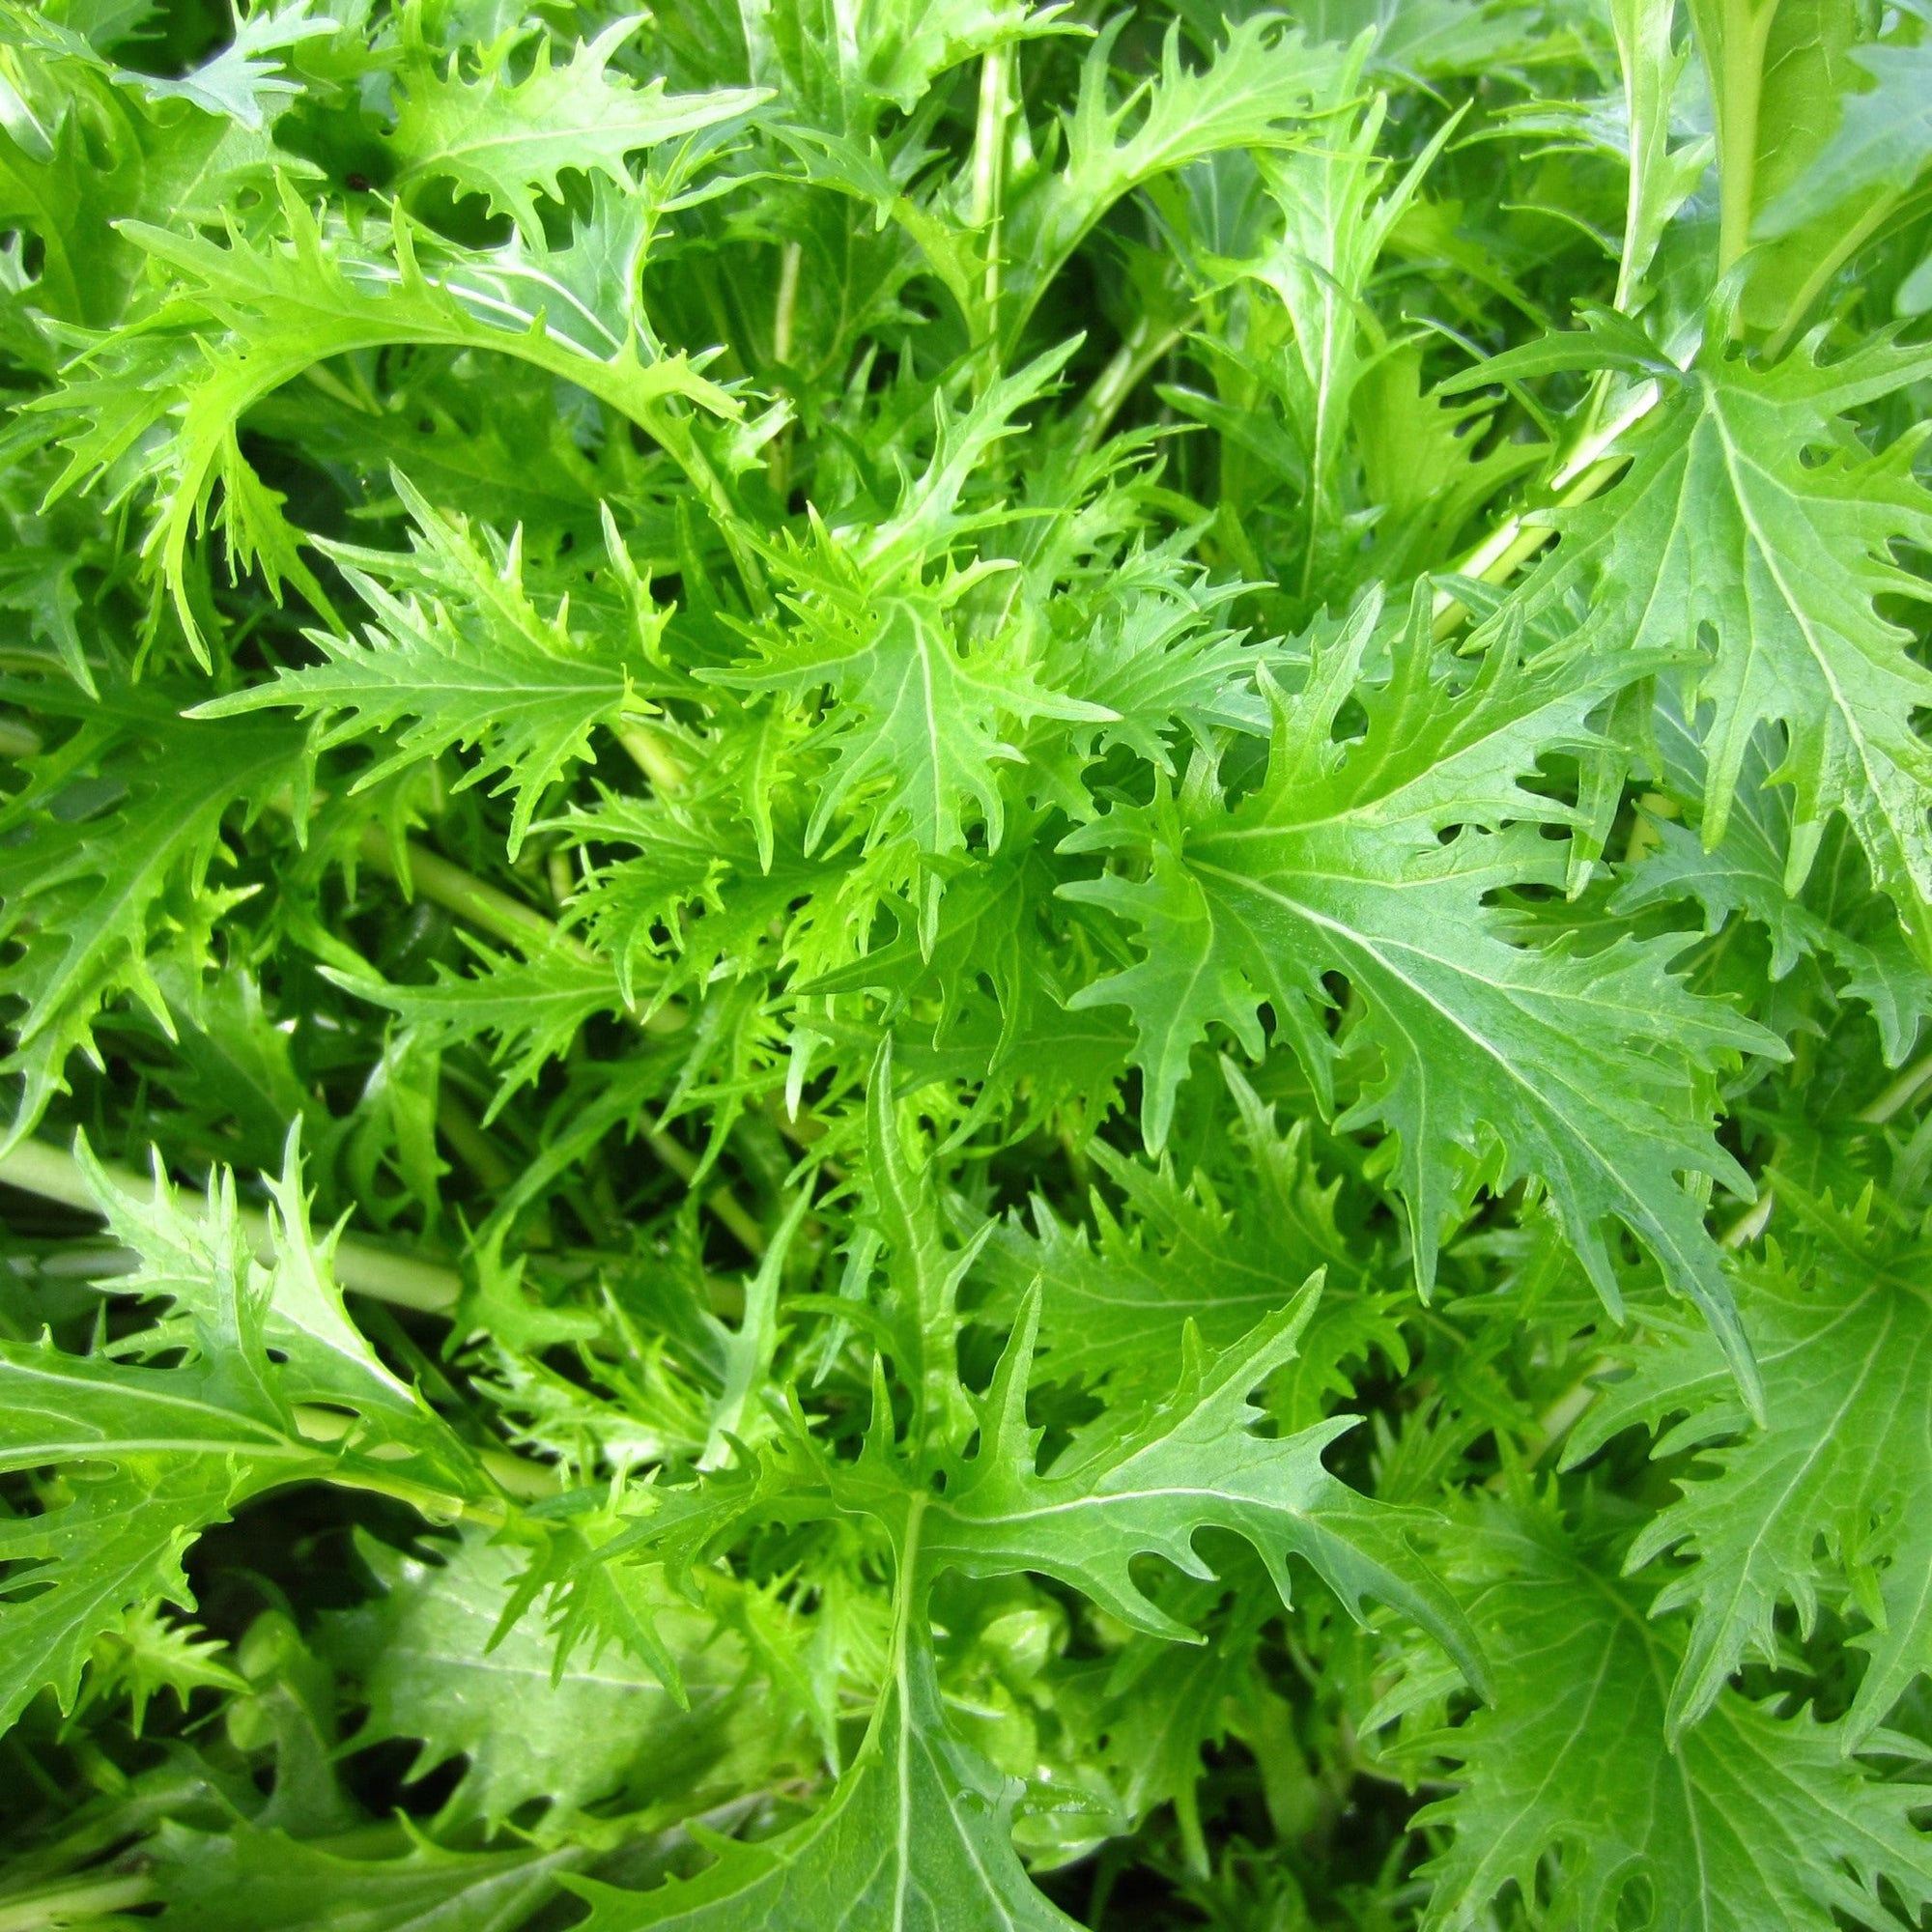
[0,0,1928,1924]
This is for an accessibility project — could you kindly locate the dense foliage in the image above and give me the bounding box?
[0,0,1929,1922]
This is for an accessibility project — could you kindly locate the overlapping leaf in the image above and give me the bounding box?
[1062,590,1778,1401]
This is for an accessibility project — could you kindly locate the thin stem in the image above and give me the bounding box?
[637,402,774,618]
[767,241,804,500]
[1858,1050,1932,1126]
[357,822,588,963]
[970,47,1010,353]
[1431,381,1662,638]
[772,240,803,367]
[616,719,690,794]
[640,1119,769,1258]
[1761,189,1896,363]
[1069,314,1185,455]
[0,1137,461,1313]
[1710,0,1777,278]
[1720,1185,1776,1248]
[0,1873,156,1931]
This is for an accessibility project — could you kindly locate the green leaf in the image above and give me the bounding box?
[1001,16,1344,347]
[147,1824,582,1931]
[0,696,303,1143]
[1757,11,1932,236]
[566,1630,1073,1930]
[1566,1178,1932,1743]
[1511,338,1932,957]
[717,567,1110,860]
[387,17,768,239]
[1062,591,1776,1406]
[194,473,639,856]
[37,182,738,652]
[914,1277,1489,1695]
[0,1134,488,1731]
[117,0,334,128]
[320,1528,781,1827]
[1381,1499,1932,1932]
[1611,696,1932,1061]
[977,1060,1398,1396]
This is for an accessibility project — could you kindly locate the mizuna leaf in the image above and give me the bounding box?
[1566,1178,1932,1743]
[1000,14,1344,347]
[143,1825,582,1932]
[1508,337,1932,958]
[1611,694,1932,1062]
[917,1277,1491,1696]
[0,1135,488,1731]
[319,1528,784,1828]
[566,1626,1073,1931]
[194,474,639,856]
[1380,1500,1932,1932]
[1756,18,1932,237]
[717,575,1111,859]
[975,1059,1404,1403]
[116,0,334,128]
[385,16,769,239]
[327,941,631,1116]
[1062,590,1778,1407]
[36,182,739,652]
[0,695,303,1145]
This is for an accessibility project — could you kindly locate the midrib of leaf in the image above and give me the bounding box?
[1704,405,1901,864]
[891,1490,927,1932]
[9,730,286,1052]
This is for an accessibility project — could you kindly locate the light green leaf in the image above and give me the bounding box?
[194,473,637,856]
[1062,591,1777,1406]
[0,1135,489,1732]
[146,1824,582,1932]
[916,1277,1488,1692]
[1513,338,1932,957]
[1566,1179,1932,1743]
[567,1629,1073,1930]
[117,0,334,128]
[0,697,303,1145]
[320,1528,780,1827]
[1380,1500,1932,1932]
[387,16,768,238]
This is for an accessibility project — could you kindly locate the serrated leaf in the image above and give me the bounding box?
[913,1277,1488,1693]
[387,17,768,239]
[0,696,303,1144]
[320,1528,778,1827]
[1566,1179,1932,1743]
[146,1823,582,1932]
[1511,339,1932,958]
[1384,1501,1932,1932]
[567,1631,1072,1931]
[1061,590,1777,1406]
[0,1135,488,1731]
[195,473,638,855]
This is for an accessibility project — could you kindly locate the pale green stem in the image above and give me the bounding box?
[970,47,1010,353]
[773,240,803,366]
[1711,0,1778,278]
[357,821,593,964]
[1431,381,1662,637]
[1071,315,1185,455]
[1761,189,1897,362]
[1859,1050,1932,1126]
[0,1136,461,1313]
[0,1873,157,1931]
[1720,1186,1776,1248]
